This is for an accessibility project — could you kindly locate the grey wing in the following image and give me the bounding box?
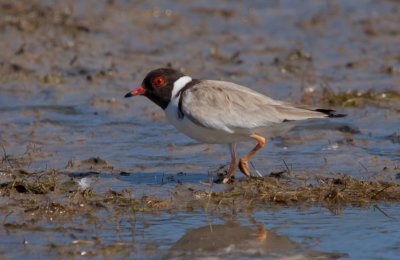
[181,80,327,134]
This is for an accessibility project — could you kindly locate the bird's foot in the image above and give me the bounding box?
[238,158,251,177]
[222,175,233,184]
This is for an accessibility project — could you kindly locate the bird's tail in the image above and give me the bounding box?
[313,109,346,118]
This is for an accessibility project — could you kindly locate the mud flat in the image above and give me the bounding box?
[0,0,400,258]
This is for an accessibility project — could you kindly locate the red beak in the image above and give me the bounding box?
[124,85,146,97]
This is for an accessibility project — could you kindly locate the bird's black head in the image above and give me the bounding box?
[125,68,185,109]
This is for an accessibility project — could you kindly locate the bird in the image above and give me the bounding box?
[125,68,345,183]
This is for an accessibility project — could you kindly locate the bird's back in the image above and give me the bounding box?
[181,80,328,133]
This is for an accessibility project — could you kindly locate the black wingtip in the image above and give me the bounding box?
[124,92,133,98]
[314,109,347,118]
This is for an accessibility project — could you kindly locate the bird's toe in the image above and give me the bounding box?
[238,159,251,177]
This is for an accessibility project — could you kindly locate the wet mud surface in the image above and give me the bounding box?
[1,0,400,258]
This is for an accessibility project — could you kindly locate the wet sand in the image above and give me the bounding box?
[1,0,400,258]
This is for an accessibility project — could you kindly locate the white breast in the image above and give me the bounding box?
[164,76,248,144]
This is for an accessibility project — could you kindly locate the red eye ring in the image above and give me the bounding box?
[152,76,165,88]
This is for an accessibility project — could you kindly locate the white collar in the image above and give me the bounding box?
[171,76,192,98]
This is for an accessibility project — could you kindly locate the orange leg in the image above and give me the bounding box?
[222,143,237,184]
[238,134,266,177]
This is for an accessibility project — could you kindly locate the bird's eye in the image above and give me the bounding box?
[152,76,165,88]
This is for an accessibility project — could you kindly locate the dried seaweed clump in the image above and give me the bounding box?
[198,175,400,209]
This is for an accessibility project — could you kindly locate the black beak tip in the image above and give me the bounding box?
[124,92,133,98]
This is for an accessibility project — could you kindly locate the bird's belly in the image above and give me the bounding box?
[164,108,247,144]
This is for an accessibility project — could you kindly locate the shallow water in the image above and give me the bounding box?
[0,0,400,258]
